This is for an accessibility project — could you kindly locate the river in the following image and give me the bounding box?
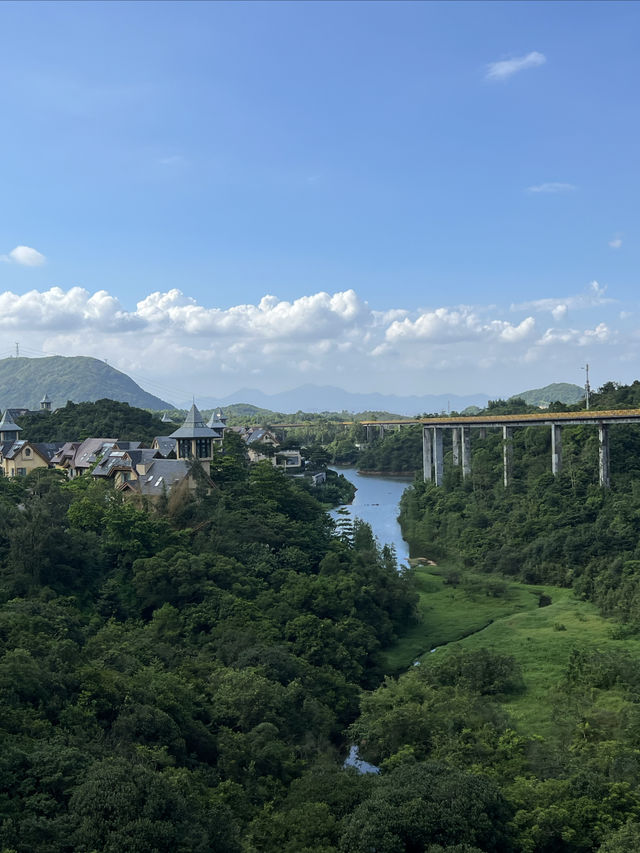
[332,467,414,775]
[330,467,413,568]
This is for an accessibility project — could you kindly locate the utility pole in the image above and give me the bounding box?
[582,363,591,410]
[14,342,19,358]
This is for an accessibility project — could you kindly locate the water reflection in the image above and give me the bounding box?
[329,467,412,568]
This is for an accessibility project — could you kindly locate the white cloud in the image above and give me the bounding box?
[609,237,623,249]
[0,245,46,266]
[384,307,536,346]
[527,182,576,194]
[0,283,629,400]
[552,304,568,322]
[512,281,611,315]
[0,287,138,331]
[536,322,611,347]
[486,51,546,81]
[497,316,536,342]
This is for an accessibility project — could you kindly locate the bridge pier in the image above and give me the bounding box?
[433,428,444,486]
[503,426,513,487]
[599,424,610,488]
[422,428,432,482]
[461,426,471,479]
[452,428,460,466]
[551,425,562,476]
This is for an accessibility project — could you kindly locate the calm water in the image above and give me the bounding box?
[330,467,413,567]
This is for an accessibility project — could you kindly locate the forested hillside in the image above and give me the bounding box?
[0,355,171,410]
[511,382,585,407]
[0,450,417,852]
[353,380,640,477]
[400,391,640,622]
[17,399,168,443]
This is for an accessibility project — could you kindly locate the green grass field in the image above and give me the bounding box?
[385,564,640,738]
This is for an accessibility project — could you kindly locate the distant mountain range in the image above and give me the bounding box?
[184,385,492,417]
[0,356,172,411]
[188,381,587,417]
[511,382,585,408]
[0,356,586,417]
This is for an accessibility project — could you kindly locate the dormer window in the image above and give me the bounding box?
[24,448,31,457]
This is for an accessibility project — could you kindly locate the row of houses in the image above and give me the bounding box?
[0,403,305,498]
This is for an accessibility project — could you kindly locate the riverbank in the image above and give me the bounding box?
[356,469,417,477]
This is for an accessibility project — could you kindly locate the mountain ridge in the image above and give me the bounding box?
[0,356,172,411]
[184,384,492,417]
[511,382,585,407]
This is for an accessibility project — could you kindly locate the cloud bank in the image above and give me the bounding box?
[0,281,630,402]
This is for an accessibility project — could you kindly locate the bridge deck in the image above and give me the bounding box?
[409,409,640,428]
[272,410,640,429]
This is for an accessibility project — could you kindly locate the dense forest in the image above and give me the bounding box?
[6,384,640,850]
[0,434,418,852]
[17,399,169,444]
[376,381,640,851]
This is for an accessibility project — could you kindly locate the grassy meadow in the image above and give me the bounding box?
[386,563,640,738]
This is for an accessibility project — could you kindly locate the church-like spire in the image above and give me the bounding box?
[169,404,217,460]
[0,410,22,443]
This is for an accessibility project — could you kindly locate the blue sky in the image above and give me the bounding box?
[0,1,638,403]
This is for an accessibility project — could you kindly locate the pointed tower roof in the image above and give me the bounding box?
[215,408,228,424]
[0,410,22,433]
[40,392,51,404]
[169,404,217,439]
[206,412,226,430]
[160,412,173,423]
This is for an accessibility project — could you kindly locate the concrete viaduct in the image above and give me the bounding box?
[416,410,640,488]
[272,410,640,488]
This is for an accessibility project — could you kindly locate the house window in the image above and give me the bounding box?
[24,448,31,457]
[16,468,26,477]
[196,438,211,458]
[178,439,192,458]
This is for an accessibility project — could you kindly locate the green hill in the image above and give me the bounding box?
[17,399,169,444]
[0,356,172,411]
[511,381,585,407]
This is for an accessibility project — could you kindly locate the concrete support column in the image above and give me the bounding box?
[479,428,487,440]
[599,424,610,488]
[503,426,513,488]
[422,427,433,482]
[551,424,562,476]
[452,427,460,466]
[433,428,444,486]
[461,426,471,480]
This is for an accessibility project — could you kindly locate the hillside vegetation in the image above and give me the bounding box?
[511,381,585,407]
[352,379,640,478]
[0,455,417,853]
[17,398,169,443]
[0,355,171,410]
[6,383,640,850]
